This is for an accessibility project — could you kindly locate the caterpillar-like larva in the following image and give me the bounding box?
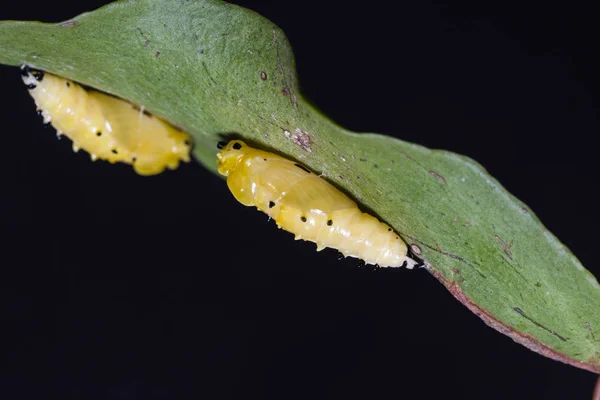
[217,140,417,268]
[21,65,192,176]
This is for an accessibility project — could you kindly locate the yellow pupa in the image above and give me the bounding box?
[217,140,417,268]
[21,66,191,176]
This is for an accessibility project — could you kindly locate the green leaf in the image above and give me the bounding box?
[1,0,599,373]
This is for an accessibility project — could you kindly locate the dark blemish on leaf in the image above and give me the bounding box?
[202,61,217,85]
[513,307,568,342]
[155,51,161,57]
[294,163,311,174]
[290,128,312,152]
[585,323,599,343]
[410,244,422,255]
[260,71,267,80]
[522,207,529,213]
[300,216,307,222]
[269,201,275,209]
[535,282,542,288]
[404,235,487,278]
[143,40,150,47]
[494,235,513,260]
[59,21,80,28]
[452,268,461,274]
[428,170,447,184]
[273,29,298,108]
[373,164,379,168]
[359,158,367,162]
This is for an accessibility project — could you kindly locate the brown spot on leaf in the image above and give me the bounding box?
[495,235,513,259]
[410,244,422,255]
[283,128,312,152]
[428,170,447,184]
[260,71,267,80]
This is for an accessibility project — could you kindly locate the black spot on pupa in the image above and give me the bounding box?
[327,219,333,226]
[300,216,307,222]
[66,82,71,88]
[388,228,392,231]
[96,131,102,137]
[132,157,137,162]
[217,141,226,149]
[269,201,275,209]
[263,158,267,161]
[184,140,191,146]
[294,163,311,174]
[31,71,44,81]
[111,149,118,154]
[233,142,242,150]
[20,66,30,77]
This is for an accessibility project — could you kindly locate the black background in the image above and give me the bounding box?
[1,0,599,399]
